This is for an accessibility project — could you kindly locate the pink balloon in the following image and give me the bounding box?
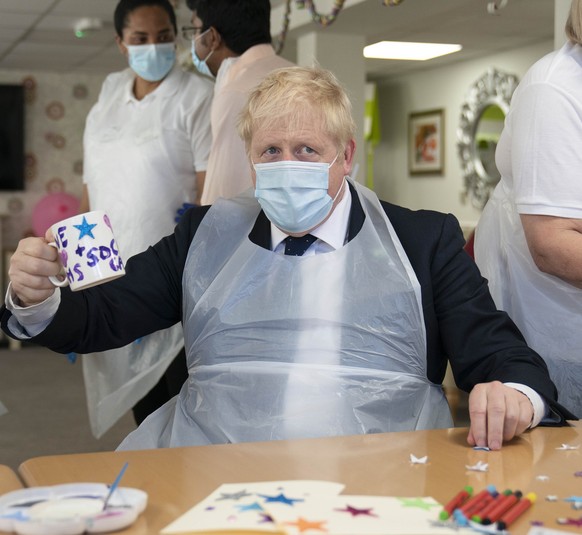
[32,192,80,237]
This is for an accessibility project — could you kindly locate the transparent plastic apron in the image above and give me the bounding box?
[118,182,451,450]
[476,181,582,417]
[82,95,185,438]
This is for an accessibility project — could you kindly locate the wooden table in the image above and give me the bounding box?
[0,465,23,535]
[0,465,22,495]
[18,422,582,534]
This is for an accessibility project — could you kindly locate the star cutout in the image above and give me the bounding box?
[215,490,253,501]
[410,454,428,464]
[429,520,460,531]
[535,475,549,481]
[558,516,582,527]
[575,471,582,478]
[466,461,488,472]
[335,504,378,517]
[398,497,441,511]
[258,513,274,523]
[284,516,328,533]
[546,495,558,502]
[556,443,579,450]
[564,496,582,502]
[73,216,98,239]
[235,502,264,512]
[258,493,304,506]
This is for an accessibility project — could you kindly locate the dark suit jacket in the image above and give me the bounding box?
[1,185,576,422]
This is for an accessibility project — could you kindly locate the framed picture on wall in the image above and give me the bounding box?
[408,109,444,175]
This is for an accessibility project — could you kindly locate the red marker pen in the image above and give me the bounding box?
[439,486,473,520]
[482,490,523,525]
[472,489,509,523]
[496,492,537,531]
[459,486,496,516]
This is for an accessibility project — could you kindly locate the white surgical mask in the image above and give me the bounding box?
[191,30,214,78]
[126,42,175,82]
[253,155,341,234]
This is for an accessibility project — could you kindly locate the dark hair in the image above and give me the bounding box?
[185,0,271,54]
[114,0,177,38]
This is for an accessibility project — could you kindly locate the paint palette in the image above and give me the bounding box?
[0,483,147,534]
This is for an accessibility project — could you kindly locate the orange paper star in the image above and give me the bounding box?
[285,516,328,533]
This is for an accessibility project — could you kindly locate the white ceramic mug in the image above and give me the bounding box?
[48,210,125,291]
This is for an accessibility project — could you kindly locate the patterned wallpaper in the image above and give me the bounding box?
[0,69,106,251]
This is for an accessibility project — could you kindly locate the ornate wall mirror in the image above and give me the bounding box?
[457,68,519,209]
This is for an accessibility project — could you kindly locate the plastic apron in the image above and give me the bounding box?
[82,81,185,438]
[476,180,582,417]
[118,181,451,450]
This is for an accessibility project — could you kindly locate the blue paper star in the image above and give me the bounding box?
[74,216,97,239]
[259,493,304,506]
[235,502,264,512]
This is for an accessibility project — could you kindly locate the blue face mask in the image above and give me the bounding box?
[191,30,214,78]
[126,42,175,82]
[254,156,341,234]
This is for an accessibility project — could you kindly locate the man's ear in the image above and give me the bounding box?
[205,26,222,50]
[342,139,356,175]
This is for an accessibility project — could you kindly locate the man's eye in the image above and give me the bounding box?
[264,147,277,155]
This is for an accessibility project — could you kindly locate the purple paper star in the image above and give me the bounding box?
[558,517,582,527]
[258,493,304,506]
[258,513,274,523]
[73,216,97,239]
[334,504,378,517]
[574,471,582,478]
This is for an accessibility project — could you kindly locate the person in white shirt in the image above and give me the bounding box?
[2,66,575,452]
[77,0,213,437]
[475,0,582,417]
[181,0,293,206]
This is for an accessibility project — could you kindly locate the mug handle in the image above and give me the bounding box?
[47,242,69,288]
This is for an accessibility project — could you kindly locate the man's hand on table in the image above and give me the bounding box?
[467,381,534,451]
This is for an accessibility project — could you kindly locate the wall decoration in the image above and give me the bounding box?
[7,198,23,214]
[408,109,444,176]
[457,68,518,209]
[45,101,65,120]
[73,84,88,99]
[73,159,83,175]
[45,132,66,149]
[21,76,36,104]
[24,153,37,180]
[46,177,66,193]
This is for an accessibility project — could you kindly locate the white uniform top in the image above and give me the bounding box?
[84,64,213,258]
[475,42,582,417]
[80,65,213,437]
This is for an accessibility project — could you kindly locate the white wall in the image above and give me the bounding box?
[373,40,553,230]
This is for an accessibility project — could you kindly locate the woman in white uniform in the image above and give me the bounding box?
[79,0,213,436]
[475,0,582,417]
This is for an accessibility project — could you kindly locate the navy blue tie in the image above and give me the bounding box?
[284,234,317,256]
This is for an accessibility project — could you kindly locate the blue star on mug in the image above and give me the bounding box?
[74,216,98,239]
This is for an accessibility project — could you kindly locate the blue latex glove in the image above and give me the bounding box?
[175,202,196,223]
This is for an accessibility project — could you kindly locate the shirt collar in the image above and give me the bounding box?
[270,180,352,251]
[222,44,276,84]
[122,63,182,104]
